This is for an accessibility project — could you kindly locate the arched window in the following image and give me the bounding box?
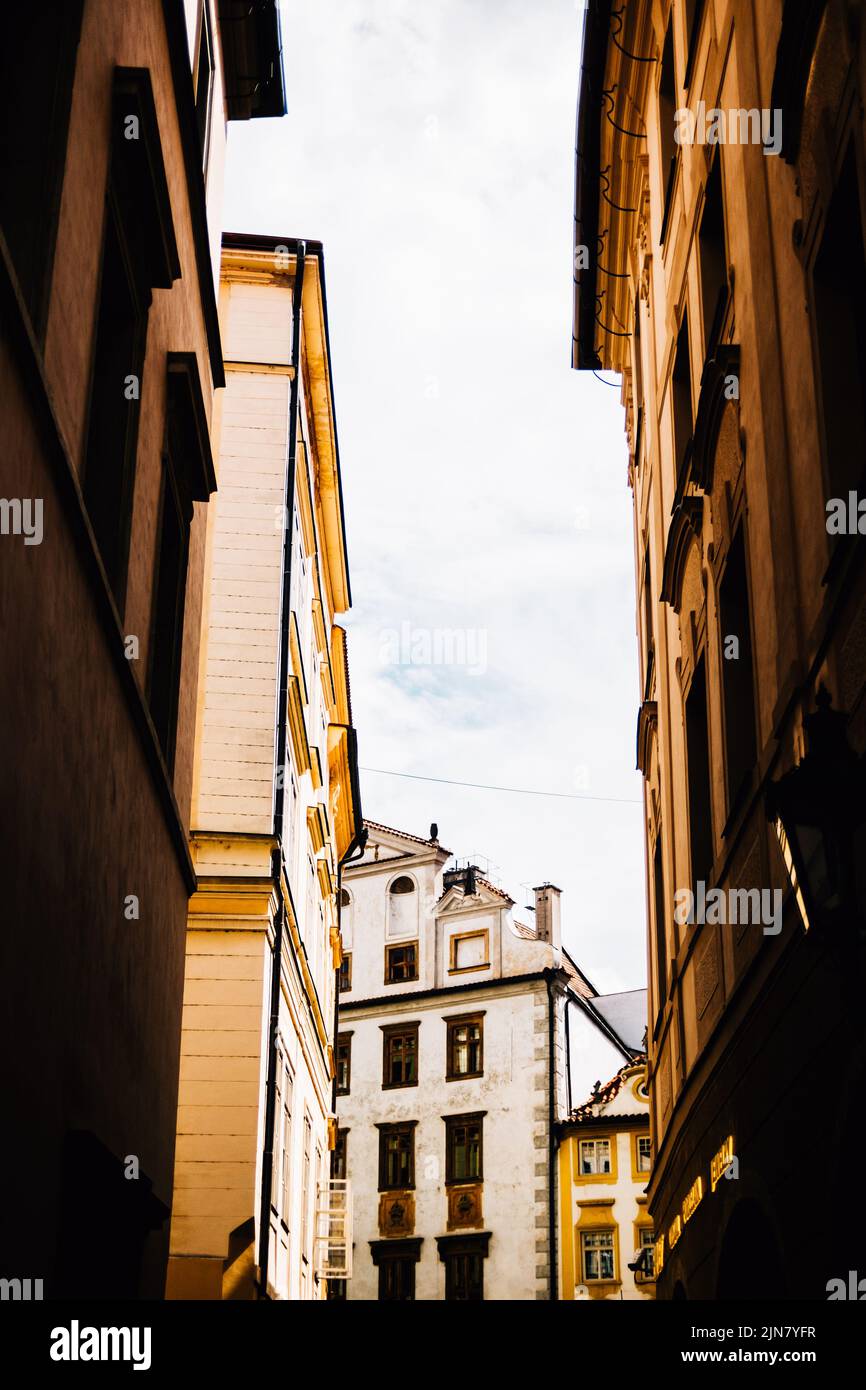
[339,886,353,948]
[387,876,418,939]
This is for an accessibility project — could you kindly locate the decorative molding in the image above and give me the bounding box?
[661,497,704,612]
[636,701,658,777]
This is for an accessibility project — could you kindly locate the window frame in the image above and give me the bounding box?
[448,929,490,975]
[385,940,418,984]
[445,1013,485,1081]
[444,1112,484,1186]
[381,1022,420,1090]
[577,1136,614,1179]
[377,1122,417,1192]
[335,1033,352,1096]
[581,1227,618,1284]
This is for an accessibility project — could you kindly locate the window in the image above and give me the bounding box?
[272,1053,293,1225]
[581,1229,616,1282]
[339,886,353,947]
[449,930,489,973]
[633,297,644,467]
[193,0,215,177]
[653,831,667,1010]
[83,196,148,606]
[685,654,714,887]
[301,1112,312,1262]
[579,1138,611,1176]
[446,1015,484,1079]
[658,20,677,240]
[147,447,189,770]
[379,1254,416,1301]
[382,1024,419,1089]
[813,143,866,507]
[445,1114,483,1184]
[637,1135,652,1173]
[642,543,654,695]
[684,0,706,87]
[338,953,351,994]
[387,875,417,938]
[636,1227,655,1282]
[719,526,758,815]
[83,69,181,611]
[671,313,694,487]
[385,942,418,984]
[378,1123,416,1191]
[699,154,728,359]
[445,1251,483,1301]
[0,3,84,336]
[333,1128,348,1182]
[336,1035,351,1095]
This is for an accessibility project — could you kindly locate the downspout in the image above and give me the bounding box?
[258,241,306,1297]
[546,970,559,1302]
[331,725,366,1120]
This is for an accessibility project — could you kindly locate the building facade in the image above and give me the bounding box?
[558,1061,655,1301]
[0,1,284,1298]
[166,235,363,1299]
[333,820,641,1301]
[572,0,866,1297]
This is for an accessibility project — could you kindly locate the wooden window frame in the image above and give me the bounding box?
[632,1132,652,1180]
[381,1022,420,1090]
[448,929,490,976]
[338,952,352,994]
[384,940,418,984]
[444,1112,484,1186]
[436,1232,490,1302]
[335,1032,352,1096]
[445,1013,485,1081]
[377,1122,417,1192]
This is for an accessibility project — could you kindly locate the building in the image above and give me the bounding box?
[572,0,866,1297]
[558,1060,655,1301]
[0,1,284,1298]
[165,234,363,1299]
[333,820,643,1301]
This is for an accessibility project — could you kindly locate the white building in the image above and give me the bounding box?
[332,820,642,1301]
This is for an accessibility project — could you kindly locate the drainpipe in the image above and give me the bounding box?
[258,242,306,1298]
[546,970,559,1302]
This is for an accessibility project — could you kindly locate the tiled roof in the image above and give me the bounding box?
[512,919,537,939]
[363,819,451,854]
[562,948,596,1000]
[566,1057,648,1123]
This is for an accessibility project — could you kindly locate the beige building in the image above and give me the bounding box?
[166,234,363,1300]
[0,1,283,1298]
[572,0,866,1296]
[558,1061,654,1301]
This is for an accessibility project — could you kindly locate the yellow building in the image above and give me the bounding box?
[166,234,363,1300]
[572,0,866,1296]
[558,1062,654,1301]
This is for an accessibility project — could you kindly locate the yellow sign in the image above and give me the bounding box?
[711,1135,735,1191]
[668,1214,682,1250]
[654,1233,665,1276]
[682,1175,704,1224]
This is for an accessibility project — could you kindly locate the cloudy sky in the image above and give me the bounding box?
[223,0,646,992]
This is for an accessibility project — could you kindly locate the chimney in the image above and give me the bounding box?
[533,883,562,954]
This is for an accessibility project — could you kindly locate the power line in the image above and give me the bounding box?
[359,766,642,806]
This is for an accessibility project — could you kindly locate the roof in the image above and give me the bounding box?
[572,0,613,370]
[590,989,648,1053]
[364,819,451,855]
[566,1056,648,1124]
[562,947,596,1001]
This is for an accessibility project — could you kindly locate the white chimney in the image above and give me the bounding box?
[533,883,562,955]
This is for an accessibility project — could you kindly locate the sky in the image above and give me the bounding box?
[222,0,646,993]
